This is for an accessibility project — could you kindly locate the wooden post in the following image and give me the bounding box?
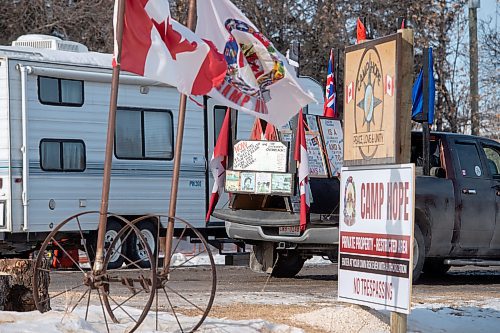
[391,312,408,333]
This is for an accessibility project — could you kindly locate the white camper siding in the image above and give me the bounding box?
[7,60,24,232]
[0,59,11,231]
[5,59,207,233]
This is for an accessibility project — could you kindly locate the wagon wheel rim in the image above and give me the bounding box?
[32,211,156,333]
[130,215,217,333]
[101,221,157,332]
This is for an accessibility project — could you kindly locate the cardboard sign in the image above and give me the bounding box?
[338,164,415,314]
[319,118,344,177]
[233,141,288,172]
[305,133,328,177]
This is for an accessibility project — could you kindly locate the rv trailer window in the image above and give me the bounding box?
[115,108,173,160]
[38,76,84,106]
[213,106,227,144]
[40,139,86,172]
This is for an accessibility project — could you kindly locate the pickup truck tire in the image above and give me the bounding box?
[423,259,451,276]
[413,224,426,283]
[271,251,305,278]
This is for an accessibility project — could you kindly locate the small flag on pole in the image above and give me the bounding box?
[412,48,435,124]
[356,18,367,44]
[323,49,337,118]
[206,109,231,221]
[294,110,310,231]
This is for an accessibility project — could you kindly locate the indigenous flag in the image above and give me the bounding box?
[323,49,337,118]
[294,110,310,231]
[412,48,435,124]
[113,0,227,96]
[206,109,231,221]
[196,0,315,127]
[356,18,367,44]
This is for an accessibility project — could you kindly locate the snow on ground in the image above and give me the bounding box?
[0,306,302,333]
[1,300,499,333]
[1,254,499,332]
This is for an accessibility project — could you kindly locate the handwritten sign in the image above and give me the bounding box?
[233,141,288,172]
[319,118,344,177]
[306,133,328,177]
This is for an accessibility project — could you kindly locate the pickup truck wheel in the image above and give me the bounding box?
[271,251,305,278]
[127,220,157,269]
[413,224,426,283]
[423,259,451,276]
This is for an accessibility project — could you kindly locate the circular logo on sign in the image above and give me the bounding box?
[354,47,385,160]
[343,176,356,226]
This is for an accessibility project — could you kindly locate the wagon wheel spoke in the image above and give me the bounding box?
[153,217,216,333]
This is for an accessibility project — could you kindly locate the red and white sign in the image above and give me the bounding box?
[338,164,415,314]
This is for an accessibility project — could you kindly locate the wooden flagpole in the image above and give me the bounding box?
[93,0,125,273]
[162,0,197,272]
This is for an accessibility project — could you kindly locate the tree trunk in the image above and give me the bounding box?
[0,259,50,312]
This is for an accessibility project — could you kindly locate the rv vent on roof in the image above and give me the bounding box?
[12,34,88,53]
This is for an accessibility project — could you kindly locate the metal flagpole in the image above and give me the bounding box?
[93,0,125,273]
[163,0,197,272]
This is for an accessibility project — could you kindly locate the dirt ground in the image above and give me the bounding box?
[46,262,500,332]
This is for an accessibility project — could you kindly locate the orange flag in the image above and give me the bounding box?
[356,18,367,44]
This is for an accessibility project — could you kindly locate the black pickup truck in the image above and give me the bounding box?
[410,132,500,280]
[215,131,500,281]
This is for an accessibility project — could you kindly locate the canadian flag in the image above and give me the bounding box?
[250,119,277,141]
[206,109,231,221]
[294,110,310,231]
[113,0,227,96]
[385,75,394,96]
[346,82,354,104]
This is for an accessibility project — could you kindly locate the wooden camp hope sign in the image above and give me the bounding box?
[343,31,413,166]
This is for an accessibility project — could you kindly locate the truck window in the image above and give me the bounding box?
[115,108,173,160]
[40,139,86,172]
[455,142,484,178]
[482,146,500,179]
[38,76,84,106]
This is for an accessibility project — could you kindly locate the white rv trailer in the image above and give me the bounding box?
[0,35,323,264]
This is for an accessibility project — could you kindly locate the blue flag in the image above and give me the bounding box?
[411,48,435,124]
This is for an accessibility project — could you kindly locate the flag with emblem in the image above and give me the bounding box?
[113,0,227,96]
[294,109,310,231]
[323,49,337,118]
[206,109,231,221]
[196,0,315,127]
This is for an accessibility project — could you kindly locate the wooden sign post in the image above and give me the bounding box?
[338,29,414,333]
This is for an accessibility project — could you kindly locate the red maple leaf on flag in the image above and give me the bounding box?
[154,19,198,60]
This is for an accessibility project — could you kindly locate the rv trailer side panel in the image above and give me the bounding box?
[0,58,11,231]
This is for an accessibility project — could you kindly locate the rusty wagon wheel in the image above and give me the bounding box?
[32,211,156,333]
[129,215,217,333]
